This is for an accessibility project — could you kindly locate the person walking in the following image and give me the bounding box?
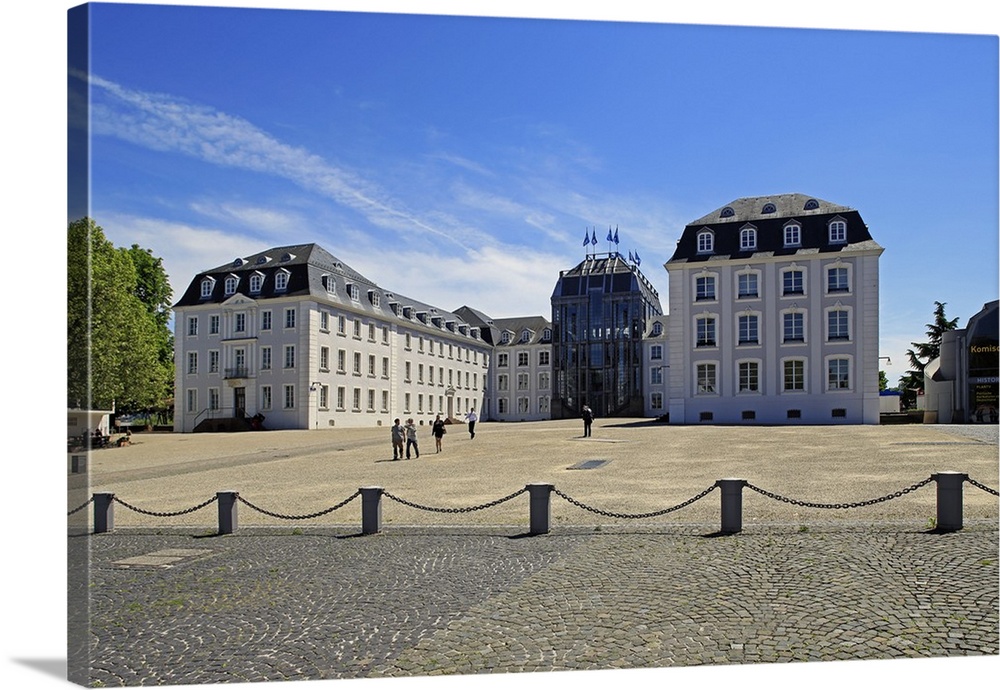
[581,404,594,437]
[404,418,420,459]
[431,414,447,453]
[391,418,405,460]
[464,408,478,439]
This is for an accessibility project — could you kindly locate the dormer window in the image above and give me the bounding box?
[224,274,239,295]
[446,321,456,332]
[471,327,480,339]
[521,329,532,342]
[431,316,442,328]
[368,290,380,308]
[739,224,757,251]
[804,198,820,211]
[828,218,847,244]
[346,283,359,301]
[249,272,264,294]
[652,322,663,336]
[542,328,552,341]
[200,277,215,298]
[720,206,735,218]
[762,203,776,214]
[403,306,412,319]
[696,229,714,254]
[389,302,400,316]
[500,331,511,344]
[280,252,295,262]
[321,274,336,294]
[274,269,290,292]
[784,222,801,247]
[232,258,244,268]
[255,255,270,265]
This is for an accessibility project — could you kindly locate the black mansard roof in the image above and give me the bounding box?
[668,193,882,264]
[174,243,484,340]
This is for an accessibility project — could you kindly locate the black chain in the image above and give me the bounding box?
[745,477,934,510]
[552,484,718,519]
[966,476,1000,497]
[237,490,361,520]
[113,495,219,517]
[382,487,528,513]
[67,496,95,516]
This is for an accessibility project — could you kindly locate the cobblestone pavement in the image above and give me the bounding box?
[81,522,998,686]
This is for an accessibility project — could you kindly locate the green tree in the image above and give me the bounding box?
[898,301,959,408]
[67,218,173,412]
[878,370,888,391]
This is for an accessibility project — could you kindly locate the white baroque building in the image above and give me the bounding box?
[173,244,491,431]
[665,194,884,424]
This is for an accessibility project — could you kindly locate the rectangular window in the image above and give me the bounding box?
[783,313,804,342]
[187,351,198,374]
[517,351,529,366]
[320,311,329,331]
[742,410,756,421]
[538,372,550,389]
[284,308,296,329]
[696,317,716,347]
[497,398,508,414]
[337,386,346,410]
[261,311,272,331]
[517,373,529,390]
[737,273,758,299]
[784,224,801,246]
[368,323,376,341]
[539,396,550,413]
[283,384,295,409]
[782,270,804,296]
[208,350,220,373]
[382,357,390,378]
[650,344,663,360]
[405,361,411,382]
[348,351,361,375]
[828,359,851,390]
[829,221,847,243]
[739,361,759,392]
[320,346,330,371]
[209,314,220,335]
[319,385,329,410]
[284,345,295,369]
[651,367,663,385]
[539,350,550,365]
[695,276,716,301]
[261,385,272,410]
[368,354,377,377]
[651,392,663,410]
[828,310,850,340]
[186,389,197,413]
[261,346,272,370]
[234,312,246,333]
[367,389,376,411]
[381,390,389,412]
[827,267,849,293]
[187,316,198,336]
[337,315,346,334]
[353,320,361,338]
[498,374,509,391]
[498,353,509,367]
[354,388,363,411]
[738,314,759,345]
[517,397,530,414]
[382,326,389,343]
[696,363,717,394]
[783,360,805,391]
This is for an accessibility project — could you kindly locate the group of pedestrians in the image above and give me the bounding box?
[390,409,478,460]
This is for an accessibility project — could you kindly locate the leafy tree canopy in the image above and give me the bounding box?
[898,301,959,408]
[68,218,174,412]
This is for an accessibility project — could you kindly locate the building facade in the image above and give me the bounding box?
[665,194,883,424]
[173,244,491,431]
[550,252,663,419]
[642,315,670,417]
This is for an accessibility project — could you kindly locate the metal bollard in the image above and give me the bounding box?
[716,479,747,534]
[217,491,238,535]
[527,483,554,535]
[94,492,115,533]
[932,472,968,531]
[360,487,384,535]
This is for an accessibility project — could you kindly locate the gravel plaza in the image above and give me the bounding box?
[68,420,999,687]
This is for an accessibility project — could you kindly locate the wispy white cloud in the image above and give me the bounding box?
[84,72,477,251]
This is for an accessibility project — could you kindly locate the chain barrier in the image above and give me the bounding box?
[237,490,361,520]
[67,496,95,516]
[113,494,219,517]
[552,484,718,519]
[966,476,1000,497]
[382,487,527,514]
[745,477,934,510]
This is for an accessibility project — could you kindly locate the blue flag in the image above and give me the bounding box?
[613,228,619,245]
[628,250,634,262]
[583,230,591,247]
[606,227,613,243]
[635,252,641,266]
[591,229,597,245]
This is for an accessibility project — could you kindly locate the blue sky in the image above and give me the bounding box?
[73,3,998,387]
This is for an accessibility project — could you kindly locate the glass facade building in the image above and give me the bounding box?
[551,253,662,418]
